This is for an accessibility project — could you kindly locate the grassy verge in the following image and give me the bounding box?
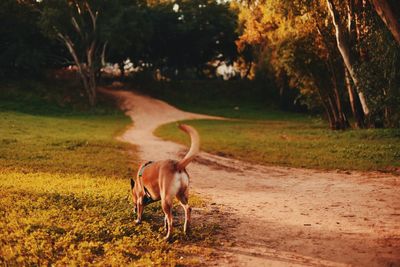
[0,83,219,265]
[155,119,400,171]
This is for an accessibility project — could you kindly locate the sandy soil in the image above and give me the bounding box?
[102,88,400,267]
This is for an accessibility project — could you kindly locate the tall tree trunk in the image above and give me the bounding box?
[327,95,341,129]
[119,62,125,79]
[57,32,96,106]
[327,57,349,129]
[315,24,349,129]
[55,1,100,107]
[88,74,97,106]
[371,0,400,45]
[319,92,336,130]
[314,77,340,130]
[326,0,370,117]
[277,70,291,110]
[243,61,252,79]
[86,42,97,106]
[331,81,349,129]
[383,50,399,127]
[345,68,365,128]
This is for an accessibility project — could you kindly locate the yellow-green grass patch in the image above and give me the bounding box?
[0,171,215,266]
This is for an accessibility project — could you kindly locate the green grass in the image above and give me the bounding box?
[155,119,400,171]
[0,83,220,265]
[0,111,134,177]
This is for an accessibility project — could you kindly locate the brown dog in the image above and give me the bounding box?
[130,124,199,240]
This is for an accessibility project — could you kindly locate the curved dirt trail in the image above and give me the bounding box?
[103,88,400,267]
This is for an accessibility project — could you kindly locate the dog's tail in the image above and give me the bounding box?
[176,124,200,171]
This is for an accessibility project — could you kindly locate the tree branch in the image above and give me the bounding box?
[85,1,98,32]
[101,41,108,66]
[71,17,83,39]
[56,31,83,73]
[371,0,400,45]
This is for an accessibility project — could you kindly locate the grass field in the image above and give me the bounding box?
[155,119,400,171]
[0,83,218,265]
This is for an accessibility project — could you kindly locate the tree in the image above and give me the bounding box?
[327,0,369,128]
[0,0,54,77]
[236,0,400,129]
[325,0,369,127]
[145,0,238,79]
[37,0,121,106]
[102,0,153,76]
[236,0,350,129]
[325,0,400,127]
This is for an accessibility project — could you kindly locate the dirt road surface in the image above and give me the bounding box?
[103,88,400,267]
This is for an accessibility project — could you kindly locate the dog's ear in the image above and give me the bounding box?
[130,178,135,189]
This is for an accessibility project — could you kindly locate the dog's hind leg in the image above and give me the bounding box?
[161,198,173,240]
[182,203,191,235]
[177,190,191,235]
[164,215,169,232]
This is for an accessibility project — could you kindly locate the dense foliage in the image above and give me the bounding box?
[145,0,238,78]
[0,0,60,77]
[236,0,400,128]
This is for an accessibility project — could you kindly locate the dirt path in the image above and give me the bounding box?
[103,88,400,267]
